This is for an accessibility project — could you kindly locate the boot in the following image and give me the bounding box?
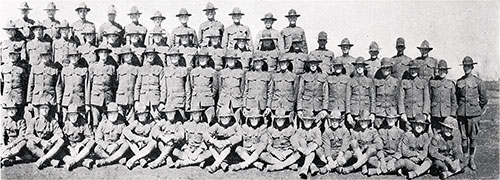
[310,163,319,176]
[253,161,264,171]
[469,148,476,170]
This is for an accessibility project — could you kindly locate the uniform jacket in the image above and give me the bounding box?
[346,74,375,116]
[429,134,463,162]
[1,62,29,105]
[391,54,411,79]
[297,72,328,111]
[309,49,334,74]
[326,73,349,112]
[182,121,210,151]
[267,126,297,151]
[87,62,117,106]
[399,76,430,118]
[77,43,97,64]
[350,127,383,151]
[281,26,307,53]
[189,67,218,107]
[52,38,78,64]
[151,120,184,145]
[240,124,268,150]
[270,71,298,111]
[170,25,198,47]
[198,20,224,47]
[414,56,437,81]
[218,68,245,108]
[95,117,127,146]
[322,126,350,158]
[26,39,51,65]
[378,127,404,159]
[71,19,95,45]
[1,38,27,63]
[164,66,190,109]
[399,131,431,163]
[456,74,488,117]
[222,24,252,50]
[292,127,322,149]
[2,116,27,144]
[374,75,400,117]
[116,63,139,106]
[134,64,166,106]
[255,28,284,51]
[244,71,272,110]
[26,116,63,143]
[62,119,93,145]
[27,62,61,106]
[429,78,457,117]
[337,55,355,76]
[57,64,88,106]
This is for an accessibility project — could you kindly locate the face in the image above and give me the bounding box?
[68,113,79,123]
[123,53,133,64]
[6,108,17,117]
[226,58,235,68]
[46,9,56,18]
[137,112,148,122]
[249,117,260,127]
[198,56,208,66]
[69,54,80,64]
[21,9,30,16]
[413,122,425,134]
[152,34,163,43]
[333,65,343,74]
[40,53,52,63]
[275,118,285,127]
[341,46,350,54]
[152,18,163,25]
[463,65,473,74]
[206,10,215,19]
[165,111,176,121]
[232,15,242,23]
[145,53,155,62]
[39,105,50,117]
[106,34,118,44]
[419,49,430,56]
[264,20,273,29]
[8,53,20,62]
[355,64,365,74]
[170,55,180,66]
[180,35,190,46]
[396,45,405,52]
[129,14,140,21]
[438,69,448,78]
[359,120,370,129]
[237,40,247,49]
[303,119,313,129]
[329,118,341,129]
[33,28,43,38]
[442,126,453,137]
[108,111,118,122]
[98,50,109,60]
[410,68,419,77]
[386,117,397,127]
[179,16,189,24]
[192,111,202,122]
[381,67,391,76]
[318,39,327,47]
[6,29,16,37]
[84,33,95,42]
[108,14,116,21]
[279,61,289,71]
[287,16,297,24]
[77,9,88,19]
[210,37,220,46]
[369,50,379,57]
[219,116,231,125]
[309,63,318,72]
[59,28,70,37]
[253,60,263,70]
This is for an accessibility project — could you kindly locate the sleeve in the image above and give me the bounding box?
[254,30,262,51]
[212,71,219,99]
[429,135,447,161]
[322,78,329,110]
[221,27,229,49]
[26,68,34,103]
[369,78,376,113]
[478,79,488,109]
[370,130,383,150]
[276,31,285,52]
[240,72,246,105]
[198,24,204,46]
[111,66,118,96]
[246,27,254,52]
[266,75,273,108]
[450,81,458,115]
[26,119,41,143]
[258,129,269,147]
[417,134,430,161]
[55,70,63,105]
[296,75,305,110]
[340,129,351,152]
[184,72,191,110]
[174,124,185,142]
[51,120,64,140]
[301,29,308,53]
[85,67,92,105]
[422,79,431,115]
[290,130,302,149]
[168,28,176,47]
[192,29,199,48]
[345,79,352,114]
[243,74,250,108]
[312,128,322,148]
[452,139,464,162]
[17,119,27,141]
[293,74,300,105]
[150,122,163,140]
[398,80,405,114]
[134,71,142,102]
[122,122,137,141]
[322,130,333,158]
[83,124,94,140]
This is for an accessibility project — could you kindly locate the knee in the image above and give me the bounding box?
[366,147,377,155]
[26,140,36,149]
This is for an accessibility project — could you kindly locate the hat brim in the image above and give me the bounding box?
[260,37,277,41]
[3,27,19,30]
[440,122,454,129]
[202,8,218,11]
[437,67,451,70]
[19,7,33,10]
[285,14,300,18]
[338,44,354,47]
[187,108,204,112]
[150,16,166,20]
[176,14,192,17]
[459,63,478,66]
[417,47,433,50]
[118,51,134,55]
[166,52,184,56]
[44,8,59,11]
[30,26,46,30]
[56,26,72,29]
[380,64,393,68]
[195,53,211,57]
[229,13,245,16]
[307,60,322,63]
[68,52,82,56]
[234,38,250,41]
[261,17,277,21]
[352,62,368,66]
[410,120,430,124]
[128,12,142,15]
[75,7,90,12]
[94,49,112,53]
[143,51,159,55]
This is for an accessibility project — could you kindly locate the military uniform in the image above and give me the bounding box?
[14,2,35,40]
[346,58,375,118]
[2,102,27,153]
[135,48,166,107]
[72,3,95,45]
[27,50,61,109]
[243,55,272,111]
[326,59,349,115]
[178,45,198,69]
[284,36,308,74]
[217,51,245,109]
[164,62,190,110]
[198,3,224,47]
[429,60,457,131]
[337,38,356,76]
[281,9,307,53]
[147,25,169,47]
[169,8,197,47]
[309,32,334,74]
[373,58,400,128]
[1,21,27,64]
[392,37,411,79]
[365,42,381,78]
[62,116,93,149]
[265,119,297,156]
[399,61,430,129]
[116,50,139,116]
[124,18,147,46]
[188,51,218,118]
[233,35,253,71]
[26,21,51,66]
[429,117,464,177]
[41,2,60,41]
[94,104,128,159]
[207,119,242,153]
[151,118,184,147]
[318,110,352,170]
[297,66,328,113]
[98,5,124,44]
[123,118,156,145]
[26,113,64,166]
[1,50,29,110]
[180,119,210,153]
[414,40,437,81]
[239,121,268,154]
[52,21,78,66]
[255,13,284,51]
[377,121,404,172]
[77,26,97,64]
[57,50,88,111]
[270,58,298,112]
[222,7,253,50]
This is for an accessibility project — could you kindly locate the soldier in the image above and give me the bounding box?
[456,56,488,170]
[326,58,349,127]
[256,31,280,72]
[297,56,328,129]
[72,2,95,45]
[57,47,88,122]
[206,105,242,173]
[232,108,268,171]
[346,57,375,128]
[269,55,298,124]
[87,44,117,128]
[98,5,124,45]
[429,117,465,179]
[27,44,61,119]
[260,108,300,172]
[1,21,27,64]
[199,2,224,47]
[147,11,170,47]
[102,26,124,64]
[123,102,157,169]
[281,9,307,53]
[203,30,225,71]
[124,6,147,46]
[339,110,383,175]
[233,35,253,71]
[429,60,457,133]
[14,2,35,40]
[375,111,404,175]
[126,27,147,64]
[52,20,78,67]
[61,104,95,171]
[26,21,51,66]
[255,13,284,51]
[292,110,322,178]
[1,46,29,118]
[26,103,64,169]
[163,47,190,119]
[399,60,431,132]
[171,102,212,168]
[373,58,400,129]
[176,30,198,69]
[116,46,139,121]
[188,49,218,123]
[309,31,334,74]
[135,47,166,111]
[222,7,253,50]
[243,53,272,121]
[365,41,381,78]
[170,8,198,47]
[337,38,356,76]
[395,113,432,179]
[284,35,308,75]
[218,50,246,124]
[318,110,352,174]
[76,26,97,64]
[392,37,411,79]
[413,40,438,81]
[149,104,185,169]
[42,2,60,41]
[1,100,28,167]
[149,26,169,64]
[94,103,130,167]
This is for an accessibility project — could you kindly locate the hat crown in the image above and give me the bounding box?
[129,6,140,14]
[104,26,121,35]
[153,11,163,17]
[76,2,89,10]
[462,56,476,65]
[253,51,265,61]
[107,102,119,112]
[218,105,233,117]
[292,35,302,42]
[287,9,298,16]
[135,102,148,113]
[264,13,274,19]
[442,117,456,129]
[353,57,366,64]
[396,37,405,46]
[307,55,321,63]
[160,102,176,112]
[196,47,210,56]
[358,109,371,121]
[329,110,342,119]
[340,38,351,45]
[232,7,242,14]
[331,57,343,65]
[247,108,262,117]
[4,20,17,29]
[3,99,16,108]
[369,41,379,51]
[380,57,392,67]
[67,104,79,113]
[189,102,204,112]
[7,45,19,54]
[20,2,30,9]
[420,40,430,48]
[318,31,328,40]
[407,60,419,68]
[120,46,133,54]
[205,2,216,10]
[58,20,70,28]
[107,5,116,14]
[46,2,57,10]
[437,60,449,69]
[82,25,96,34]
[144,47,157,54]
[178,8,189,16]
[67,46,80,55]
[275,107,287,117]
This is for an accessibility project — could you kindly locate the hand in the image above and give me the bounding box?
[369,114,375,121]
[297,111,304,119]
[337,156,347,166]
[319,110,328,119]
[401,114,408,122]
[276,152,286,161]
[347,114,355,126]
[85,105,91,113]
[158,103,165,111]
[264,108,272,116]
[27,103,34,111]
[242,108,248,117]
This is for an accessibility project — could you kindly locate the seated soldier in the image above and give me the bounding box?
[260,108,300,172]
[26,103,65,169]
[340,110,383,176]
[122,102,157,169]
[149,104,185,169]
[206,105,242,173]
[232,108,268,171]
[395,113,432,179]
[1,100,28,167]
[62,104,95,171]
[292,110,322,179]
[429,117,465,179]
[94,103,130,167]
[375,112,404,175]
[318,110,352,174]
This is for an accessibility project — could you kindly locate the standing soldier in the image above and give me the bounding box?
[281,9,307,53]
[233,35,253,71]
[124,6,147,46]
[116,46,139,121]
[170,8,198,47]
[14,2,35,40]
[126,27,147,64]
[72,2,95,45]
[284,35,308,75]
[199,2,224,47]
[455,56,488,170]
[222,7,253,50]
[1,46,29,118]
[203,30,225,71]
[163,47,191,120]
[27,44,61,119]
[255,13,284,51]
[87,44,117,128]
[42,2,60,41]
[218,50,246,124]
[429,60,457,133]
[98,5,124,45]
[52,20,78,67]
[392,37,411,79]
[256,31,280,72]
[414,40,438,81]
[57,47,88,122]
[399,60,431,131]
[373,58,400,129]
[26,21,51,66]
[269,55,299,125]
[309,31,334,74]
[188,48,218,123]
[243,52,272,121]
[337,38,356,76]
[326,58,349,127]
[102,26,124,64]
[176,30,198,69]
[346,57,375,128]
[147,11,169,46]
[135,47,166,111]
[149,26,169,64]
[297,56,328,129]
[77,26,97,64]
[429,117,465,179]
[1,21,27,64]
[365,41,381,78]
